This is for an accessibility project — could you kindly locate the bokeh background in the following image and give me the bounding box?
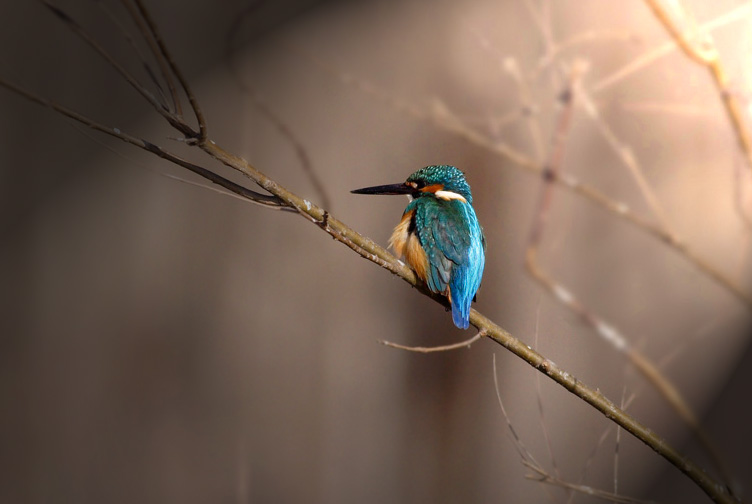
[1,1,751,502]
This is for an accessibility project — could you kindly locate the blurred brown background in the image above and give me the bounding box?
[1,1,751,503]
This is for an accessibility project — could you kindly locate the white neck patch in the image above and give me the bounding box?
[435,190,467,203]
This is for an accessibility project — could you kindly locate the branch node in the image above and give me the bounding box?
[541,166,557,182]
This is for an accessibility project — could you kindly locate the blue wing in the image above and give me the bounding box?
[414,198,486,329]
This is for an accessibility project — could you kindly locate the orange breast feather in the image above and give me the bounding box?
[389,209,429,283]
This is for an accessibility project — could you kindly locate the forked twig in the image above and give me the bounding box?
[493,356,661,504]
[40,0,196,137]
[131,0,206,139]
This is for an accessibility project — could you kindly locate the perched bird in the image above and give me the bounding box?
[352,165,486,329]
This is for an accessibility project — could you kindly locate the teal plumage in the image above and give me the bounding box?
[352,165,486,329]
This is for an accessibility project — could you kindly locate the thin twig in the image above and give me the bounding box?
[533,304,562,483]
[578,88,673,231]
[118,0,182,115]
[571,320,721,504]
[131,0,206,140]
[492,355,558,503]
[566,423,619,504]
[615,385,626,496]
[526,461,661,504]
[39,0,195,137]
[494,356,661,504]
[379,329,485,353]
[93,0,170,111]
[71,119,294,210]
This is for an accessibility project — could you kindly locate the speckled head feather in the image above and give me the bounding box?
[406,165,474,204]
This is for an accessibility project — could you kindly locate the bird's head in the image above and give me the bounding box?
[352,165,473,204]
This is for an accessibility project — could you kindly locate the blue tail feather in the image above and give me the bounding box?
[451,299,470,329]
[448,216,485,329]
[449,261,481,329]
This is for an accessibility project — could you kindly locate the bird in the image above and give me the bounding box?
[352,165,485,329]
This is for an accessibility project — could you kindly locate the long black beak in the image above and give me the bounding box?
[351,182,414,195]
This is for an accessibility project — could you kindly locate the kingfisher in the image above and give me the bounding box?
[352,165,486,329]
